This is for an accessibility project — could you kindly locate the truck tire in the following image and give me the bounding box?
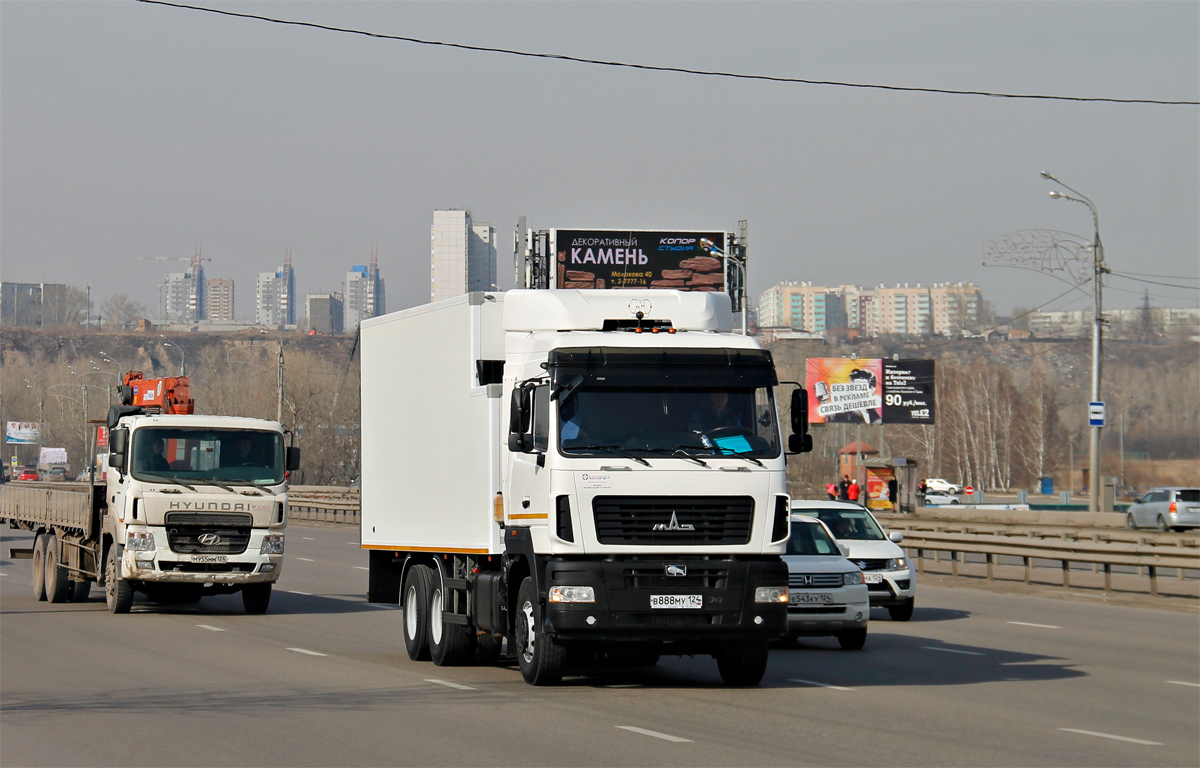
[514,577,566,686]
[31,534,48,601]
[428,570,475,666]
[45,534,71,604]
[888,598,915,621]
[402,565,432,661]
[715,639,769,686]
[835,628,867,650]
[105,544,133,614]
[474,634,503,666]
[69,580,92,603]
[242,583,272,614]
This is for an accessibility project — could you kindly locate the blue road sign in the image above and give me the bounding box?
[1088,401,1105,427]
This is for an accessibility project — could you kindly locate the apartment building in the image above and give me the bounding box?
[206,278,235,322]
[758,280,983,337]
[430,209,497,302]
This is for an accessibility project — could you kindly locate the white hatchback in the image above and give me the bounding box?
[792,500,916,621]
[782,515,870,649]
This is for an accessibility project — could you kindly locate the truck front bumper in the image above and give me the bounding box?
[541,557,788,648]
[123,529,283,584]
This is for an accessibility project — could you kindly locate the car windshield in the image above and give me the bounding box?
[786,521,841,556]
[1177,489,1199,503]
[558,386,780,458]
[797,507,887,540]
[131,427,284,485]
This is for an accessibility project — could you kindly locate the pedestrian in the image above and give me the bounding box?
[838,475,851,500]
[825,482,838,501]
[917,480,928,507]
[888,477,899,512]
[847,479,861,503]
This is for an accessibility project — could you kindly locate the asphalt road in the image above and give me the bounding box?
[2,524,1197,767]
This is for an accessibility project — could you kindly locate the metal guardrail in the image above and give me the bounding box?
[288,487,360,525]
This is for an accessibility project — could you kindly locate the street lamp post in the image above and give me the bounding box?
[1041,171,1105,512]
[259,329,285,423]
[160,336,186,376]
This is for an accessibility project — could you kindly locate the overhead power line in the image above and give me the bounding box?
[1108,271,1200,291]
[135,0,1199,106]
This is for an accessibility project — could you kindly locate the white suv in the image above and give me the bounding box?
[923,478,962,494]
[782,515,871,649]
[792,500,916,621]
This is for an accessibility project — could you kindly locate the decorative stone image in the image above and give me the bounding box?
[552,230,727,292]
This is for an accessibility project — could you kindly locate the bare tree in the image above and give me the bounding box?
[100,294,148,330]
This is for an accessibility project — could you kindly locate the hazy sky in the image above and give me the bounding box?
[2,1,1197,321]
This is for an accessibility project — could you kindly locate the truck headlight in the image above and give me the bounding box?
[260,534,285,555]
[126,531,155,551]
[755,586,789,603]
[548,586,595,603]
[887,558,908,571]
[843,571,864,585]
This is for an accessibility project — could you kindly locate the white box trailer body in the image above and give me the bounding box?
[3,413,295,614]
[361,289,808,685]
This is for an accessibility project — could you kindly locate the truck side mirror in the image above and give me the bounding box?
[788,434,813,454]
[109,453,125,470]
[110,429,127,455]
[790,388,809,434]
[286,446,301,471]
[508,384,533,452]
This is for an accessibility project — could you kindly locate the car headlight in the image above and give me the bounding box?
[843,571,864,585]
[887,557,908,571]
[548,586,595,603]
[260,534,285,555]
[126,531,155,551]
[755,586,789,603]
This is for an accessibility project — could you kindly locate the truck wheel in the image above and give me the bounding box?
[888,598,915,622]
[69,580,92,603]
[402,565,432,661]
[242,583,272,614]
[45,534,71,604]
[835,628,867,650]
[716,639,770,686]
[515,577,565,686]
[105,545,133,614]
[428,570,475,666]
[474,634,503,666]
[31,534,47,601]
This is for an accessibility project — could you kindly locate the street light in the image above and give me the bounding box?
[259,328,285,423]
[699,238,748,335]
[160,336,186,376]
[1041,170,1105,512]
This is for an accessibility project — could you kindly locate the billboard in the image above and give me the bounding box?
[806,359,935,424]
[5,422,40,444]
[551,230,727,291]
[882,359,936,424]
[805,358,884,424]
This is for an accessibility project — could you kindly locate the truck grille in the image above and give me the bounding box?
[622,566,730,589]
[592,496,754,545]
[159,561,257,573]
[632,612,714,626]
[164,512,252,555]
[789,573,845,588]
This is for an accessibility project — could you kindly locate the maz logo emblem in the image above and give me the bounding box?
[665,564,688,577]
[198,533,222,546]
[652,511,695,532]
[628,298,653,317]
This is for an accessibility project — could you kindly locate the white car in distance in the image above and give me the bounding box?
[923,478,963,494]
[782,515,870,649]
[923,490,961,506]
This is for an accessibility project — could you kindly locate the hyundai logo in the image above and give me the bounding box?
[198,533,222,546]
[652,512,696,532]
[665,564,687,577]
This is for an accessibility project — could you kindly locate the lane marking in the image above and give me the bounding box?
[287,647,328,657]
[615,726,693,743]
[1166,680,1200,688]
[368,604,399,610]
[1058,728,1162,746]
[195,624,225,632]
[297,557,314,562]
[288,590,313,596]
[0,572,7,577]
[1008,621,1061,629]
[354,566,369,570]
[790,678,856,691]
[425,679,476,691]
[924,646,985,656]
[302,537,314,540]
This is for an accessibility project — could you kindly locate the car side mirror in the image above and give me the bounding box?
[889,531,904,544]
[837,543,850,558]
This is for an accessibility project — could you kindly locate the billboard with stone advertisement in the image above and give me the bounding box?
[551,229,727,291]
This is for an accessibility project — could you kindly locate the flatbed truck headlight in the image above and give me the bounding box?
[260,534,285,555]
[548,586,595,603]
[126,531,155,551]
[755,586,789,603]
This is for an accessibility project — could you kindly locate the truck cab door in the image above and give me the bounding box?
[509,384,551,526]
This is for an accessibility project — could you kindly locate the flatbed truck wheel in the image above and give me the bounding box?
[715,639,769,686]
[515,577,565,686]
[105,545,133,614]
[402,565,432,661]
[31,534,47,601]
[428,570,475,666]
[242,583,272,614]
[45,534,71,604]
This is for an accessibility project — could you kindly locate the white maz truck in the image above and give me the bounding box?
[361,289,812,685]
[3,380,299,614]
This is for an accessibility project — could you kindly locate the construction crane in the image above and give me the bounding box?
[139,248,212,267]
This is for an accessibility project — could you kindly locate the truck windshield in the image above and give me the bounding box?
[558,386,780,459]
[131,428,284,486]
